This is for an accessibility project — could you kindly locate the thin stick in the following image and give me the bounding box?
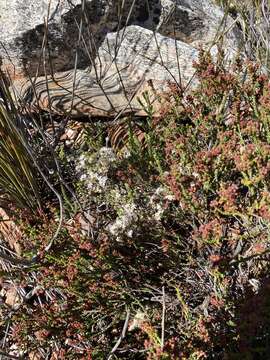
[69,0,85,114]
[161,286,165,351]
[108,308,130,360]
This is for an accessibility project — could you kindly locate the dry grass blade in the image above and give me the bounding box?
[0,72,41,211]
[217,0,270,69]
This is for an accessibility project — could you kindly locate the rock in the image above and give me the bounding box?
[0,0,242,117]
[4,286,19,307]
[18,25,199,117]
[0,208,22,256]
[76,211,95,236]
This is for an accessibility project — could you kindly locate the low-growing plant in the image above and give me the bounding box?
[5,51,270,359]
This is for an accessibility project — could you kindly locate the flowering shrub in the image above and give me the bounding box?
[4,52,270,359]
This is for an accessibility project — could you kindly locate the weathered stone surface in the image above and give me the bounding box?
[0,208,22,256]
[18,25,199,116]
[0,0,242,117]
[4,286,19,307]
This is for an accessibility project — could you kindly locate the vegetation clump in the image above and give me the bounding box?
[0,72,41,211]
[2,51,270,359]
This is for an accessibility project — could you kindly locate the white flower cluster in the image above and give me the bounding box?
[75,145,175,241]
[148,186,175,221]
[107,202,138,241]
[76,147,116,193]
[107,186,175,240]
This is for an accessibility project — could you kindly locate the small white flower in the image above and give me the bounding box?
[107,203,137,237]
[127,229,133,237]
[98,175,108,188]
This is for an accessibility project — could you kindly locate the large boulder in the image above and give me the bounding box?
[19,25,199,117]
[0,0,242,117]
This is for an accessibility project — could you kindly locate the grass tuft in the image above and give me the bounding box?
[0,72,41,211]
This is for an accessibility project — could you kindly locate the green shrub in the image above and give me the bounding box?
[7,52,270,359]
